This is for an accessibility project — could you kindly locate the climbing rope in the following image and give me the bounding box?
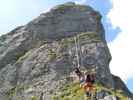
[74,33,83,69]
[74,35,80,68]
[78,34,84,69]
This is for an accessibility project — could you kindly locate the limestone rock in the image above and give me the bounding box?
[0,2,132,100]
[112,75,133,97]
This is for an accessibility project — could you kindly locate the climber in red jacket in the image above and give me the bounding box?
[74,68,96,97]
[83,71,96,97]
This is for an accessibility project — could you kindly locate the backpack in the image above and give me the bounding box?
[86,74,95,84]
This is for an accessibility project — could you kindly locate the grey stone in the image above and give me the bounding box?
[112,75,133,97]
[104,95,117,100]
[96,90,111,99]
[0,2,132,100]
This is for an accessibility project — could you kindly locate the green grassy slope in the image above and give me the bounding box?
[52,82,129,100]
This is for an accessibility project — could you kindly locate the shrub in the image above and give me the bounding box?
[31,96,38,100]
[48,49,57,61]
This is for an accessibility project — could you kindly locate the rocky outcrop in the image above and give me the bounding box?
[25,2,105,41]
[0,2,132,100]
[112,75,133,97]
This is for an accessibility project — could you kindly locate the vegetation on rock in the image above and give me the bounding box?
[48,49,57,61]
[31,96,38,100]
[52,82,129,100]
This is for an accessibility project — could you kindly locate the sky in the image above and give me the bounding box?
[0,0,133,92]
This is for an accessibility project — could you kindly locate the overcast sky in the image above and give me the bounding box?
[0,0,133,92]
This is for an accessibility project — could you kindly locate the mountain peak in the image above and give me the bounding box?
[51,2,91,12]
[0,2,132,100]
[24,2,104,41]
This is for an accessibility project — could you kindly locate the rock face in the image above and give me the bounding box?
[0,2,132,100]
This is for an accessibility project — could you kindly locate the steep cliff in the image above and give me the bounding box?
[0,2,132,100]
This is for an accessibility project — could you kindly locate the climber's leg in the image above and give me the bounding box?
[86,85,96,100]
[86,91,91,97]
[85,92,91,100]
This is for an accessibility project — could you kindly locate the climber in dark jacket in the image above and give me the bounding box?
[74,68,96,97]
[74,68,82,77]
[74,68,85,85]
[83,72,96,97]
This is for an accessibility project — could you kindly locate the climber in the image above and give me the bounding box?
[74,68,96,97]
[74,68,85,86]
[83,71,96,97]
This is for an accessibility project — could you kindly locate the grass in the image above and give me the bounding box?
[6,82,128,100]
[48,49,57,61]
[52,82,129,100]
[6,85,27,100]
[60,32,101,47]
[54,3,87,13]
[6,84,40,100]
[16,50,32,62]
[78,32,101,42]
[52,82,85,100]
[31,96,38,100]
